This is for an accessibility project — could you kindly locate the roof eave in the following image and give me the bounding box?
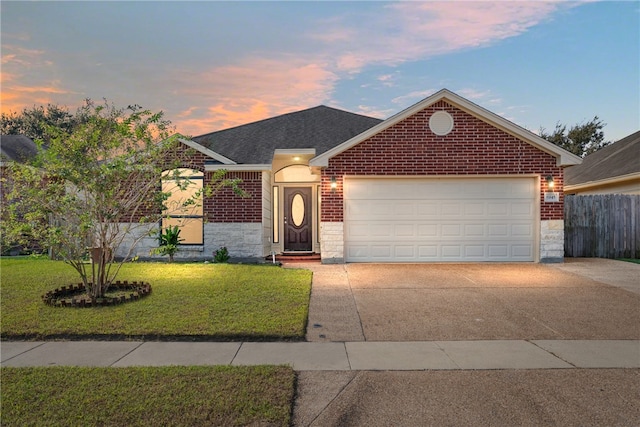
[564,172,640,192]
[205,164,271,172]
[178,138,237,165]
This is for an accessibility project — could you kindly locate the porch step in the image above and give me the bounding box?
[267,252,321,263]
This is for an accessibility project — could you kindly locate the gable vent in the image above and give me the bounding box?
[429,111,454,136]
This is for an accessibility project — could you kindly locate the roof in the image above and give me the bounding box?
[564,130,640,186]
[192,105,382,164]
[310,89,583,168]
[0,135,38,163]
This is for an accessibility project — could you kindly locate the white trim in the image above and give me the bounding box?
[342,175,540,263]
[310,89,582,168]
[178,138,236,165]
[564,172,640,193]
[273,148,316,156]
[205,163,271,172]
[343,173,540,180]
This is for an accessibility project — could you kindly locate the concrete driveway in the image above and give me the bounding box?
[306,261,640,342]
[294,259,640,426]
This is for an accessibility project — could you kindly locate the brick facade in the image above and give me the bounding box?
[321,101,564,222]
[126,143,262,223]
[206,171,262,223]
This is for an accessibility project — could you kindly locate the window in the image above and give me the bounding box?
[162,168,204,245]
[273,186,279,243]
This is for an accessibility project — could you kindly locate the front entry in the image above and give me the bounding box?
[284,187,312,251]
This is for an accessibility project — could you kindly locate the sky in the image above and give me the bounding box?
[1,1,638,142]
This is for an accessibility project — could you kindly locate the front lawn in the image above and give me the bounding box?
[0,257,311,340]
[1,365,294,426]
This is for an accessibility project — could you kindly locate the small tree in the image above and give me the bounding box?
[539,116,611,157]
[1,100,246,299]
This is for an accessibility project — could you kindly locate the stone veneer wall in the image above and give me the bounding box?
[113,222,263,262]
[208,223,263,261]
[540,219,564,263]
[319,222,344,263]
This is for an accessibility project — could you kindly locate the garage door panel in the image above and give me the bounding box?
[348,222,534,241]
[488,224,508,236]
[512,224,533,237]
[465,224,485,237]
[511,202,534,216]
[344,178,536,262]
[418,224,438,236]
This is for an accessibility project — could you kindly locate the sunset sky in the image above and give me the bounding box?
[1,1,638,141]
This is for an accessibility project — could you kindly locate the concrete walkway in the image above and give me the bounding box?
[2,339,639,369]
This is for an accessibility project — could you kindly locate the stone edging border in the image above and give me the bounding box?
[42,281,151,307]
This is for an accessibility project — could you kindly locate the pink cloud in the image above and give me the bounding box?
[320,1,574,72]
[0,45,75,113]
[172,57,339,135]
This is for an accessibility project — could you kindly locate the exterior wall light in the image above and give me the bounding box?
[546,175,555,189]
[330,176,337,192]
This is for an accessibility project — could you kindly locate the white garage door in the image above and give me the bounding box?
[344,177,536,262]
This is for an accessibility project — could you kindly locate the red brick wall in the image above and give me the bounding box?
[321,101,564,221]
[129,143,262,223]
[167,145,262,223]
[206,171,262,223]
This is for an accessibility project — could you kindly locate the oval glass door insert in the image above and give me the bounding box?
[291,194,305,226]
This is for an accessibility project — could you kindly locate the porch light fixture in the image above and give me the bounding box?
[330,176,337,192]
[546,175,555,189]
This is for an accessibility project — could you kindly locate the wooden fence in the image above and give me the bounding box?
[564,194,640,258]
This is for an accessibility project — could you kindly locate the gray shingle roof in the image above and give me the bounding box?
[564,130,640,185]
[192,105,382,164]
[0,135,38,163]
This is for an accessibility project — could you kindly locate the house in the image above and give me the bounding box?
[0,135,38,165]
[1,134,39,203]
[1,135,41,255]
[125,89,582,263]
[564,130,640,195]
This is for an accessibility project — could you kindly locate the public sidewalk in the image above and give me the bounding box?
[2,339,639,370]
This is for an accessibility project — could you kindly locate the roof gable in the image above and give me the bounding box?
[565,130,640,186]
[310,89,582,167]
[191,105,382,164]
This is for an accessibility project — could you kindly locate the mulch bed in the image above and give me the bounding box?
[42,281,151,307]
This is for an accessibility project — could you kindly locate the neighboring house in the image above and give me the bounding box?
[564,130,640,195]
[124,89,582,263]
[0,134,39,204]
[0,135,38,165]
[1,135,40,254]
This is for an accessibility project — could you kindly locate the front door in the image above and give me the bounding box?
[284,187,312,251]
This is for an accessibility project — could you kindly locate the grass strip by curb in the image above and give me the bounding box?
[1,365,295,426]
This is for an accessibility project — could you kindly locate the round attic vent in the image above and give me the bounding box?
[429,111,454,136]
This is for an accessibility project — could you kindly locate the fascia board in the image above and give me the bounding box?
[178,138,236,165]
[564,172,640,192]
[205,163,271,172]
[310,88,583,168]
[274,148,316,156]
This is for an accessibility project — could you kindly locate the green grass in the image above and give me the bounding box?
[1,365,295,426]
[618,258,640,264]
[0,257,312,340]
